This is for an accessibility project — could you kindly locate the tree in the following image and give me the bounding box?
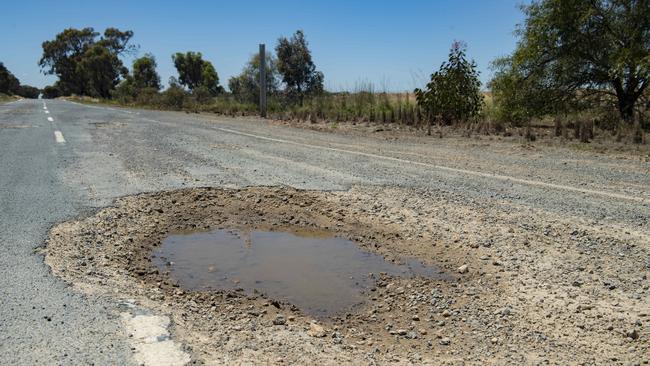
[39,27,135,97]
[42,85,62,99]
[0,62,20,95]
[415,41,483,132]
[132,53,161,90]
[488,56,563,125]
[492,0,650,123]
[228,52,279,104]
[275,30,324,105]
[17,85,41,99]
[172,52,222,96]
[79,44,128,98]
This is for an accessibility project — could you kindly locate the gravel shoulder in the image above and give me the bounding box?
[44,185,649,365]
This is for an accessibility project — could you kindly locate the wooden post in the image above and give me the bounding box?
[259,44,267,118]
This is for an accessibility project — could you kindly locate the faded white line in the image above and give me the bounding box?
[47,117,54,122]
[66,100,134,114]
[214,127,647,204]
[67,101,646,204]
[45,110,50,114]
[54,130,66,143]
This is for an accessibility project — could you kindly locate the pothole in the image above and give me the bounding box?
[154,228,443,317]
[44,186,458,364]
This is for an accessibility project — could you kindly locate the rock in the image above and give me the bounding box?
[397,329,408,336]
[626,329,639,340]
[308,322,326,337]
[442,310,451,317]
[439,337,451,345]
[272,315,286,325]
[457,265,469,274]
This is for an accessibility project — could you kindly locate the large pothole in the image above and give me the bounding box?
[154,228,445,318]
[44,186,462,364]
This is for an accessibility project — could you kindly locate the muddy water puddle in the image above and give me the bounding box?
[153,229,444,317]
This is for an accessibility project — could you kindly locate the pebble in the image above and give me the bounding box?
[308,322,326,337]
[457,265,469,274]
[273,315,286,326]
[626,329,639,340]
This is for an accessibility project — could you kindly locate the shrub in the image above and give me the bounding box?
[161,85,186,110]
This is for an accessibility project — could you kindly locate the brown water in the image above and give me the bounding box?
[153,229,443,317]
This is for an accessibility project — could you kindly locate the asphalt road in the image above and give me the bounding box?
[0,98,648,365]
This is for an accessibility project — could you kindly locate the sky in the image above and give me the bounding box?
[0,0,527,92]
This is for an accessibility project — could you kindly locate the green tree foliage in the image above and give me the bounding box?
[39,27,135,97]
[42,85,62,99]
[488,56,563,125]
[491,0,650,123]
[415,42,483,128]
[172,52,222,96]
[79,44,128,98]
[132,53,161,90]
[111,76,136,103]
[17,85,41,99]
[275,30,324,105]
[161,78,187,110]
[228,52,279,104]
[0,62,20,95]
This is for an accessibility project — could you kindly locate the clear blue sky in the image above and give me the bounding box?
[0,0,527,91]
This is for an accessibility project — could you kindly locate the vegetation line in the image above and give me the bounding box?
[0,0,648,145]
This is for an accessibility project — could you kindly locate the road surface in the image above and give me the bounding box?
[0,98,648,364]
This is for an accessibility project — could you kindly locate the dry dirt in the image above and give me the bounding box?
[44,185,649,365]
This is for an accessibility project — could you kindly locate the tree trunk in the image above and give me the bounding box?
[617,92,636,123]
[613,77,646,124]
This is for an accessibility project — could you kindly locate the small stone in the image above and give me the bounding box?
[457,265,469,274]
[626,329,639,340]
[442,310,451,317]
[439,337,451,345]
[397,329,408,336]
[406,331,418,339]
[273,315,286,325]
[308,322,326,337]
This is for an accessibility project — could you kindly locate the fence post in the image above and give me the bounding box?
[259,44,267,118]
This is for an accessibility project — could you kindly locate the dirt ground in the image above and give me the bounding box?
[44,184,649,365]
[269,117,650,159]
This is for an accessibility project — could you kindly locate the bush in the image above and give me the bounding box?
[17,85,41,99]
[161,85,186,110]
[42,85,61,99]
[111,79,135,104]
[415,42,483,129]
[135,87,160,105]
[191,85,213,105]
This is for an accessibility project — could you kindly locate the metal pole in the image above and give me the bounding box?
[259,44,267,118]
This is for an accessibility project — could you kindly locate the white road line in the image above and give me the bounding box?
[54,131,66,143]
[213,127,647,204]
[45,110,50,114]
[47,117,54,122]
[43,106,47,110]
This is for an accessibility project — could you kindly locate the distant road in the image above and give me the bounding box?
[0,98,647,364]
